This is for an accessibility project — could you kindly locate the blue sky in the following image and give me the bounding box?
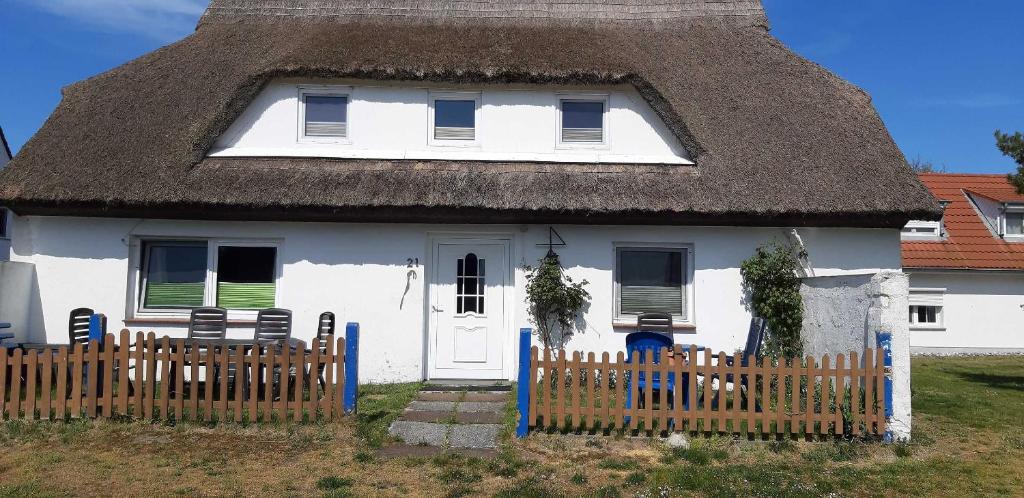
[1,1,1021,173]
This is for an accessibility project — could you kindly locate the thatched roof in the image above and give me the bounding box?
[0,0,941,227]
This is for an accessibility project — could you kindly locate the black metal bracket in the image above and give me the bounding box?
[536,226,567,257]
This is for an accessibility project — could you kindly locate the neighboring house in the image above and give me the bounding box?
[0,0,938,382]
[902,173,1024,354]
[0,126,11,261]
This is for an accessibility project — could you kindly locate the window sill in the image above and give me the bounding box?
[612,320,696,332]
[910,326,946,332]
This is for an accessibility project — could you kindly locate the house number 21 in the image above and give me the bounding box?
[407,258,420,268]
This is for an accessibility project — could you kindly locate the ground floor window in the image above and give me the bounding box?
[909,288,945,329]
[138,239,279,313]
[615,245,692,323]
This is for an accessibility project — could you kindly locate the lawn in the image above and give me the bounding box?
[1,356,1022,497]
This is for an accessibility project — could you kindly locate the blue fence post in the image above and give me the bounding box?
[516,328,532,438]
[875,331,894,442]
[344,322,360,415]
[88,314,106,344]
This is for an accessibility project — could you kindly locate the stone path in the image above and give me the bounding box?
[381,382,509,458]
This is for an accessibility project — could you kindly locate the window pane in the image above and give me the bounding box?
[1007,212,1024,235]
[143,243,207,308]
[435,100,475,128]
[304,95,348,137]
[562,101,604,129]
[619,250,684,316]
[216,246,276,309]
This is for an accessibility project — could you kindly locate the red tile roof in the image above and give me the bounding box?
[902,173,1024,270]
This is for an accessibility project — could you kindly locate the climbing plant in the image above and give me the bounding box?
[740,241,806,357]
[523,252,591,350]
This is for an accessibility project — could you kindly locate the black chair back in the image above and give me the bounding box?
[743,317,768,359]
[636,312,673,334]
[317,312,336,354]
[255,308,292,343]
[68,307,94,344]
[188,307,228,340]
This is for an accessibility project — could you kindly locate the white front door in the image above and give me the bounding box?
[429,240,508,379]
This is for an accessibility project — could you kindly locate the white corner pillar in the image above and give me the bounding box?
[868,271,911,441]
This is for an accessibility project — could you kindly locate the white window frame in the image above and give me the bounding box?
[901,219,943,240]
[428,91,482,147]
[1001,205,1024,241]
[132,237,283,319]
[297,85,352,144]
[613,243,695,327]
[556,93,610,149]
[908,287,945,331]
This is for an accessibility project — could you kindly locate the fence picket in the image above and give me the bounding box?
[820,354,831,436]
[203,345,215,422]
[85,340,100,418]
[864,348,874,434]
[117,330,130,416]
[321,340,332,420]
[615,352,625,431]
[55,347,68,420]
[788,358,799,436]
[174,339,186,420]
[804,355,815,436]
[134,332,145,417]
[304,341,317,420]
[556,351,566,430]
[659,347,670,432]
[672,345,683,433]
[835,354,843,436]
[40,346,53,420]
[570,351,580,430]
[746,355,755,437]
[25,350,38,419]
[218,344,229,421]
[586,352,596,431]
[10,349,23,418]
[541,348,551,427]
[292,341,305,423]
[188,342,200,421]
[333,338,344,421]
[687,345,697,431]
[144,333,156,420]
[600,352,611,430]
[850,351,861,435]
[249,345,261,422]
[159,336,171,420]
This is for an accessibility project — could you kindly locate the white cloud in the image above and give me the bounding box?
[18,0,207,41]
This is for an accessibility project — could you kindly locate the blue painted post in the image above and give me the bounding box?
[875,331,894,442]
[344,322,360,415]
[88,314,105,344]
[516,328,532,438]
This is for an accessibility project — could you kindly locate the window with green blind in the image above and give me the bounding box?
[616,248,687,319]
[139,240,278,312]
[141,242,208,309]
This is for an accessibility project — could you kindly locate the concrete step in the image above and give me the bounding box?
[388,420,448,446]
[448,424,502,449]
[422,380,511,392]
[401,409,503,424]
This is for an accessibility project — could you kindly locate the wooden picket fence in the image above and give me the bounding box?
[527,345,887,438]
[0,330,346,423]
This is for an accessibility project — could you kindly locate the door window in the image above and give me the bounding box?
[456,253,485,314]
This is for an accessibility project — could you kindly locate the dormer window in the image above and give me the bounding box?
[1004,209,1023,238]
[559,96,607,145]
[299,87,349,141]
[430,92,480,146]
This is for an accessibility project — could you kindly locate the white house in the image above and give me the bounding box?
[0,0,939,383]
[903,173,1024,354]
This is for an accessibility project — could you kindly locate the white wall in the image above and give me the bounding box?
[909,271,1024,353]
[209,79,691,165]
[10,216,901,382]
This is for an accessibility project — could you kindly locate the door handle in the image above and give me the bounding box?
[432,306,444,313]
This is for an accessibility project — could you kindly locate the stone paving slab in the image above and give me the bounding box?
[448,424,502,448]
[454,411,504,424]
[462,392,509,402]
[401,410,455,423]
[408,400,458,412]
[376,445,497,459]
[388,421,448,446]
[416,392,464,402]
[455,401,506,413]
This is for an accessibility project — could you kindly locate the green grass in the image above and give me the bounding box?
[352,382,421,448]
[911,355,1024,429]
